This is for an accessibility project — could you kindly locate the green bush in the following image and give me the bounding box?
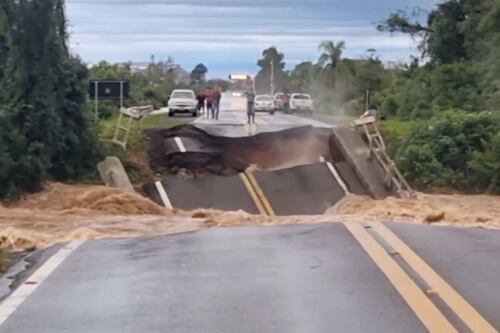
[395,110,500,192]
[342,99,364,117]
[381,63,485,120]
[469,133,500,193]
[89,100,118,120]
[397,144,452,186]
[0,1,100,199]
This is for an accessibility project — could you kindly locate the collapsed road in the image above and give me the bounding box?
[1,94,499,332]
[142,94,390,215]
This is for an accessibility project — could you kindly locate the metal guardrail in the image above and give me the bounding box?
[353,117,416,199]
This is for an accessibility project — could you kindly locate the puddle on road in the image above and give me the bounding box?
[0,183,499,252]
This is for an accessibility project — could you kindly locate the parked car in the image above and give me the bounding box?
[167,89,198,117]
[290,93,313,115]
[254,95,276,115]
[273,93,285,110]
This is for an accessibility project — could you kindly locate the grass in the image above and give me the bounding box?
[0,249,7,273]
[379,119,420,158]
[380,119,418,138]
[99,112,192,139]
[141,113,192,129]
[93,112,193,186]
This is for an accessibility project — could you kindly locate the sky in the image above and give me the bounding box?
[66,0,438,79]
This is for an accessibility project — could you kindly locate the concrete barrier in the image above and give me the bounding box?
[97,156,134,191]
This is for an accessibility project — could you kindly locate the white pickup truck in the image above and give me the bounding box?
[167,89,198,117]
[290,93,313,115]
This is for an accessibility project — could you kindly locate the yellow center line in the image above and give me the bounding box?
[344,223,458,333]
[239,173,267,216]
[244,171,275,217]
[371,223,498,333]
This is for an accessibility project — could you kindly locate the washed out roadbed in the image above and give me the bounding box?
[0,183,498,252]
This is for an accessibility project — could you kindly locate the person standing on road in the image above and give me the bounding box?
[213,86,222,120]
[245,89,256,124]
[205,89,213,119]
[196,91,206,115]
[282,90,291,114]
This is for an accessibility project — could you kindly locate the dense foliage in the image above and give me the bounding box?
[0,0,99,198]
[396,111,499,192]
[376,0,500,193]
[378,0,500,118]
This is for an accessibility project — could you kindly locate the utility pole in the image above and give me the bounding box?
[270,59,275,96]
[365,89,370,111]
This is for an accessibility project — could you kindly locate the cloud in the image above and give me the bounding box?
[66,0,438,78]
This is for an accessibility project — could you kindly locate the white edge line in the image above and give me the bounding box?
[0,240,85,326]
[174,137,187,153]
[326,162,350,194]
[155,181,173,210]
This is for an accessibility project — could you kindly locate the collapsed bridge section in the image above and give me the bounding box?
[142,123,397,215]
[143,163,349,216]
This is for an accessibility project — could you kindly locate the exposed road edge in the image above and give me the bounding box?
[326,162,349,194]
[344,223,458,333]
[331,128,392,199]
[244,171,275,217]
[239,173,268,216]
[154,181,173,210]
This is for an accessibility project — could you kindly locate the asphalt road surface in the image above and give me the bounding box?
[0,223,499,333]
[194,93,330,137]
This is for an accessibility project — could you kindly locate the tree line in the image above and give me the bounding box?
[0,1,99,198]
[0,0,497,197]
[253,43,388,115]
[377,0,500,193]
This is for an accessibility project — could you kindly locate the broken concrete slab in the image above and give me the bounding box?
[97,156,134,191]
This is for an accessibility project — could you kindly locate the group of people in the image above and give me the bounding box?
[196,87,222,120]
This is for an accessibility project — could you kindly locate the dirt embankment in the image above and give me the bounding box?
[0,183,499,251]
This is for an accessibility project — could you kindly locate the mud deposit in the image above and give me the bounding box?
[146,125,339,176]
[329,193,500,228]
[0,183,498,252]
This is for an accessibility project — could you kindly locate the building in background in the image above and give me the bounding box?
[118,56,190,85]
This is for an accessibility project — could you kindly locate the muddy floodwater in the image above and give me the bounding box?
[0,183,499,251]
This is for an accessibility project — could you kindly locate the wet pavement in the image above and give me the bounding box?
[1,223,498,332]
[193,93,330,137]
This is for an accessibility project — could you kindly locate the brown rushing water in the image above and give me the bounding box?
[0,183,498,251]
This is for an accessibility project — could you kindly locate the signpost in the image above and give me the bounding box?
[89,80,130,120]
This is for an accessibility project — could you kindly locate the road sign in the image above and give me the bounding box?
[89,80,129,120]
[89,80,129,100]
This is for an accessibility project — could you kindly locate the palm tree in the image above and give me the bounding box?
[318,41,346,71]
[317,40,354,91]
